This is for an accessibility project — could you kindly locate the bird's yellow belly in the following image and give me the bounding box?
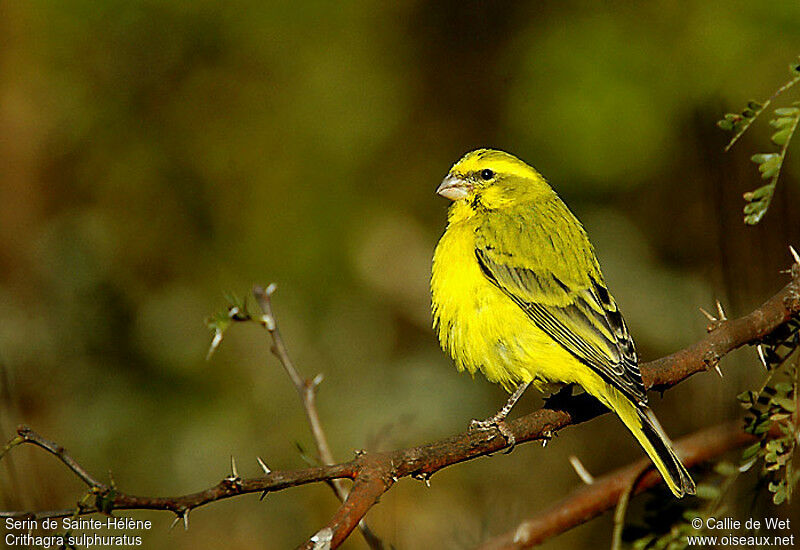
[431,223,582,393]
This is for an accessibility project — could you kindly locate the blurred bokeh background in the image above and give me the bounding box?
[1,1,799,548]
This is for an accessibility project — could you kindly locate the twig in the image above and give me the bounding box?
[1,270,799,549]
[610,466,650,550]
[251,285,385,549]
[4,427,107,490]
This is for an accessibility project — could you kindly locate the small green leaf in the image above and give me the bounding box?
[766,439,784,452]
[737,390,756,405]
[754,417,772,434]
[772,128,792,146]
[769,480,785,492]
[717,119,734,131]
[695,484,721,500]
[770,116,796,129]
[742,442,762,460]
[744,201,765,216]
[774,107,800,117]
[774,382,793,393]
[748,100,763,110]
[743,184,775,201]
[751,153,779,164]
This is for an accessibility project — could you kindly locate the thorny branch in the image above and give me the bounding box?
[252,284,384,549]
[2,260,799,549]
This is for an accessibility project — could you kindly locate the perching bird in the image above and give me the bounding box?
[431,149,695,498]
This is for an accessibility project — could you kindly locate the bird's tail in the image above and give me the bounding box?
[613,398,696,498]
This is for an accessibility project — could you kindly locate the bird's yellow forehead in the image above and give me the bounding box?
[449,149,539,179]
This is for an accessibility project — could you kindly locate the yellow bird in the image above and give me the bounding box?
[431,149,695,498]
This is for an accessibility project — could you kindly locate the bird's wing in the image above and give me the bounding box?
[474,216,646,405]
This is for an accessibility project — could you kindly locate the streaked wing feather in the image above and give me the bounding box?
[475,247,646,404]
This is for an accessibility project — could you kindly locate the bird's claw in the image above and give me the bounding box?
[469,418,516,451]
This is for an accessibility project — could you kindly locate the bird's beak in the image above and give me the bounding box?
[436,174,471,201]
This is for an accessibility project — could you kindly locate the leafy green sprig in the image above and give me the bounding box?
[738,314,800,505]
[718,59,800,225]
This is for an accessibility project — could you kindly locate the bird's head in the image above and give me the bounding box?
[437,149,553,210]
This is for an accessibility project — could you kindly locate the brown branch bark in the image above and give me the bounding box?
[1,270,798,549]
[475,422,754,550]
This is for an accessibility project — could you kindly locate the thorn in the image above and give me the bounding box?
[206,329,223,360]
[223,456,243,490]
[183,510,190,531]
[699,307,717,322]
[568,455,595,485]
[260,489,268,501]
[310,527,333,549]
[169,515,181,531]
[265,282,278,296]
[790,245,800,265]
[713,364,724,377]
[312,373,324,387]
[257,456,271,474]
[228,306,240,318]
[757,345,769,369]
[703,350,721,372]
[412,472,432,486]
[260,314,276,331]
[715,299,727,321]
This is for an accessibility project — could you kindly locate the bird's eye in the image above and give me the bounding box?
[480,169,494,180]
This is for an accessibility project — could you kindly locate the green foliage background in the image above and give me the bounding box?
[1,1,800,548]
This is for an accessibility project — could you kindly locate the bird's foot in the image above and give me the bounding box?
[469,417,516,452]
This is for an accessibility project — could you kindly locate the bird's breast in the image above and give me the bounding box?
[431,220,552,390]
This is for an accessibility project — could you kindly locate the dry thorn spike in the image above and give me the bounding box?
[206,329,223,361]
[256,456,271,475]
[412,472,432,486]
[265,282,278,296]
[790,245,800,266]
[716,299,728,321]
[699,307,717,323]
[568,455,595,485]
[310,527,333,549]
[260,314,276,331]
[183,509,190,531]
[230,455,238,479]
[757,345,769,369]
[713,364,724,377]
